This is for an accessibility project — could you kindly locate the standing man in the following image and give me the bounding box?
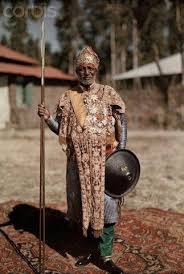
[38,46,127,274]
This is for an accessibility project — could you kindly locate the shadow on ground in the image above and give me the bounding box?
[0,203,98,259]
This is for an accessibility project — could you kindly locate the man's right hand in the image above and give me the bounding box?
[37,104,50,121]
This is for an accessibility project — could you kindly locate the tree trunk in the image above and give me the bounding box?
[132,18,141,88]
[68,0,80,74]
[181,47,184,85]
[68,50,74,74]
[153,43,169,128]
[120,23,127,73]
[110,23,116,86]
[153,44,163,76]
[176,0,184,85]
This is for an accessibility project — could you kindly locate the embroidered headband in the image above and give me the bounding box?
[75,46,100,69]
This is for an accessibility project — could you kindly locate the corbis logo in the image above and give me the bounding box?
[3,5,57,18]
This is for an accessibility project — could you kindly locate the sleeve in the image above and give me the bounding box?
[112,111,128,148]
[107,86,127,147]
[107,86,126,114]
[46,116,60,135]
[117,113,127,149]
[46,91,68,135]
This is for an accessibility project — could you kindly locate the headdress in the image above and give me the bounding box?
[75,46,100,69]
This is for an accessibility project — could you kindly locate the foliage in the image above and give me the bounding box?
[0,0,52,63]
[1,0,184,80]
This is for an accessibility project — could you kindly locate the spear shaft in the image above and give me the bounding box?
[39,18,46,274]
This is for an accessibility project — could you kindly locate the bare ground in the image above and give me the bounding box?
[0,129,184,213]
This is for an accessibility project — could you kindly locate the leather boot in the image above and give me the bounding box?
[101,259,125,274]
[75,253,94,267]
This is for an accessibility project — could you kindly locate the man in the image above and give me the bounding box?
[38,46,127,274]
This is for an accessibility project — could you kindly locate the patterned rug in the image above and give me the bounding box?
[0,201,184,274]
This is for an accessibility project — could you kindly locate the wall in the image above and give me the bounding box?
[0,86,10,129]
[7,82,184,130]
[168,85,184,129]
[8,84,70,129]
[118,86,165,129]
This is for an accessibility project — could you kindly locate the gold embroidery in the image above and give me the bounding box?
[57,83,126,236]
[68,90,87,128]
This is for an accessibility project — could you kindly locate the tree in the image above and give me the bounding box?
[55,0,82,73]
[0,34,9,46]
[106,2,129,79]
[1,0,54,64]
[3,0,30,54]
[82,0,129,82]
[26,37,40,60]
[170,0,184,85]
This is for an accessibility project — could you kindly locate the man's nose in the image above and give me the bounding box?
[84,67,90,75]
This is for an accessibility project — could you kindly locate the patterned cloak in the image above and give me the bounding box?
[57,83,125,237]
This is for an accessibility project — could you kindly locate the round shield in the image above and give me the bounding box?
[105,149,140,198]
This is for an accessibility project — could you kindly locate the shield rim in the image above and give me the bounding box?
[105,149,141,198]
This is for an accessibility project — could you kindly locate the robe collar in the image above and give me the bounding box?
[78,82,99,93]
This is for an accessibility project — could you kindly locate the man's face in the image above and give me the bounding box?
[76,65,97,86]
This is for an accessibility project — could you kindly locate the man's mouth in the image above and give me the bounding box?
[79,76,95,85]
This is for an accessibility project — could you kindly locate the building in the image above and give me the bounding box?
[113,53,184,129]
[113,52,182,81]
[0,44,76,129]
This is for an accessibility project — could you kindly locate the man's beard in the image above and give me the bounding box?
[79,76,95,86]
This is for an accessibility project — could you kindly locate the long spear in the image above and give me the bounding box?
[39,18,46,274]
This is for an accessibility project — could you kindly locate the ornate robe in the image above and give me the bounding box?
[56,82,125,236]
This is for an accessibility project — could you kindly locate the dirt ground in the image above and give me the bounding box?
[0,129,184,213]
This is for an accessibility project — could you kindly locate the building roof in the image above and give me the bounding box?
[0,62,76,81]
[0,44,39,65]
[113,53,182,80]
